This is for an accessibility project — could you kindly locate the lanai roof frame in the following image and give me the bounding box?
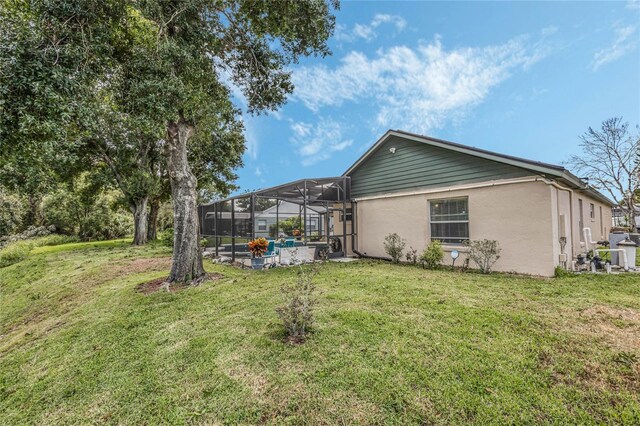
[199,177,352,262]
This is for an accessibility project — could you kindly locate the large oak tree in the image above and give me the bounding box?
[125,0,337,283]
[1,0,337,283]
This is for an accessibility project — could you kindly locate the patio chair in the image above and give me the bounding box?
[284,239,295,248]
[263,240,279,266]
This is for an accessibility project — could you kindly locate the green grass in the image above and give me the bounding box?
[1,241,639,425]
[0,234,82,268]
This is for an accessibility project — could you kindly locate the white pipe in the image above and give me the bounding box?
[583,227,598,252]
[595,248,628,271]
[542,179,576,257]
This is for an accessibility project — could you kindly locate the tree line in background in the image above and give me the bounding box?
[0,0,339,283]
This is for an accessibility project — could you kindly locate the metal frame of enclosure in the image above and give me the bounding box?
[198,177,354,261]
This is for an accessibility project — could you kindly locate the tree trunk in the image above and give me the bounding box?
[166,117,205,283]
[132,197,149,245]
[627,197,637,231]
[147,200,159,241]
[26,194,41,227]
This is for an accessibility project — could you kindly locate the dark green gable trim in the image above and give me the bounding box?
[349,134,536,198]
[345,130,614,206]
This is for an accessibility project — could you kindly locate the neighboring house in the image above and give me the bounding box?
[201,129,614,276]
[346,130,614,276]
[612,206,640,231]
[254,201,326,238]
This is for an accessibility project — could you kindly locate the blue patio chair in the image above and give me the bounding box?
[285,239,295,248]
[263,240,278,266]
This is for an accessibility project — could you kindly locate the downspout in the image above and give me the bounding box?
[351,200,357,254]
[540,178,575,257]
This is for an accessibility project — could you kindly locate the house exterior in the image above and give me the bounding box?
[200,130,614,276]
[345,130,614,276]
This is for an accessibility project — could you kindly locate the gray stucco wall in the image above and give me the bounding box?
[349,135,535,198]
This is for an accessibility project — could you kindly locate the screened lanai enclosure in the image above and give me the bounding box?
[198,177,355,262]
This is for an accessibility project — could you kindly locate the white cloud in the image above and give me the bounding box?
[627,0,640,10]
[292,34,552,134]
[289,119,353,166]
[336,14,407,42]
[592,23,638,71]
[243,116,259,160]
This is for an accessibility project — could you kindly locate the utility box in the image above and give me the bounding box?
[617,238,637,270]
[609,232,629,265]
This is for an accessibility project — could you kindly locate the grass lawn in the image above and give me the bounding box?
[1,241,639,425]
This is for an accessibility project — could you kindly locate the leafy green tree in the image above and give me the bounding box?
[0,0,338,284]
[0,0,139,233]
[269,215,302,238]
[41,175,133,241]
[121,0,338,283]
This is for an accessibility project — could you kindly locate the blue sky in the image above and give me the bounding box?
[228,0,640,195]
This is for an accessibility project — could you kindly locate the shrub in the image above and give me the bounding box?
[0,225,55,248]
[421,240,444,269]
[159,228,174,247]
[38,234,80,247]
[41,184,132,241]
[554,266,573,278]
[0,232,83,268]
[0,189,27,237]
[467,239,501,274]
[276,261,320,343]
[405,247,419,265]
[0,240,34,268]
[383,233,405,263]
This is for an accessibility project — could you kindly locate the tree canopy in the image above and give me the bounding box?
[0,0,338,283]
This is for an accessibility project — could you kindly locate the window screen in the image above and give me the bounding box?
[257,219,267,231]
[429,197,469,244]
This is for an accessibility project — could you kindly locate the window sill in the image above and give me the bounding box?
[441,244,470,252]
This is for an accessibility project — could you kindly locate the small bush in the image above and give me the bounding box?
[38,234,80,247]
[554,266,573,278]
[0,240,34,268]
[467,239,501,274]
[0,189,27,237]
[276,261,320,343]
[159,228,174,247]
[383,233,405,263]
[405,247,419,265]
[41,184,132,241]
[0,233,81,268]
[0,225,55,248]
[421,240,444,269]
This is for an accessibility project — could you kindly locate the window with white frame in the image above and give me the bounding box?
[257,219,267,231]
[429,197,469,244]
[590,203,595,220]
